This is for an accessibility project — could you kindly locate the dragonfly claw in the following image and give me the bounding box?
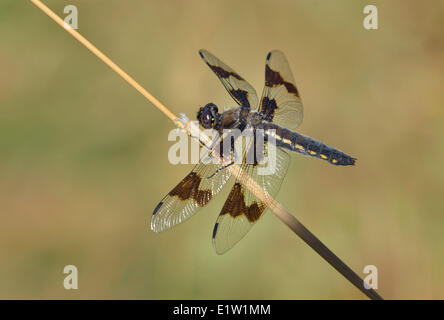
[175,112,190,126]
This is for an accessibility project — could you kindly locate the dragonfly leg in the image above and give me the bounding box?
[206,146,239,179]
[202,134,220,151]
[207,160,235,179]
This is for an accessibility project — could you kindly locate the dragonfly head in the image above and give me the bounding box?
[197,103,220,129]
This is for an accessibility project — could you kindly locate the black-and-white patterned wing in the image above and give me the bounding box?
[151,162,231,232]
[199,49,258,110]
[212,143,290,254]
[259,50,304,130]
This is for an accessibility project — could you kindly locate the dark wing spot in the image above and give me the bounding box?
[169,172,212,206]
[231,89,250,108]
[265,65,299,97]
[212,222,219,239]
[208,64,243,80]
[243,201,262,222]
[153,201,163,215]
[260,96,278,120]
[266,52,272,60]
[283,82,299,95]
[220,183,264,222]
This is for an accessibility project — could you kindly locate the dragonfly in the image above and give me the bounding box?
[151,49,356,254]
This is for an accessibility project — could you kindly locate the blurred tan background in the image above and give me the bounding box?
[0,0,443,299]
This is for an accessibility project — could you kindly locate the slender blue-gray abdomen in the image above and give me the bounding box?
[261,123,356,166]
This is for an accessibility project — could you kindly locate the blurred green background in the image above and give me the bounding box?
[0,0,443,299]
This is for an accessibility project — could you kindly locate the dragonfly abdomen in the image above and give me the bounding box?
[262,123,356,166]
